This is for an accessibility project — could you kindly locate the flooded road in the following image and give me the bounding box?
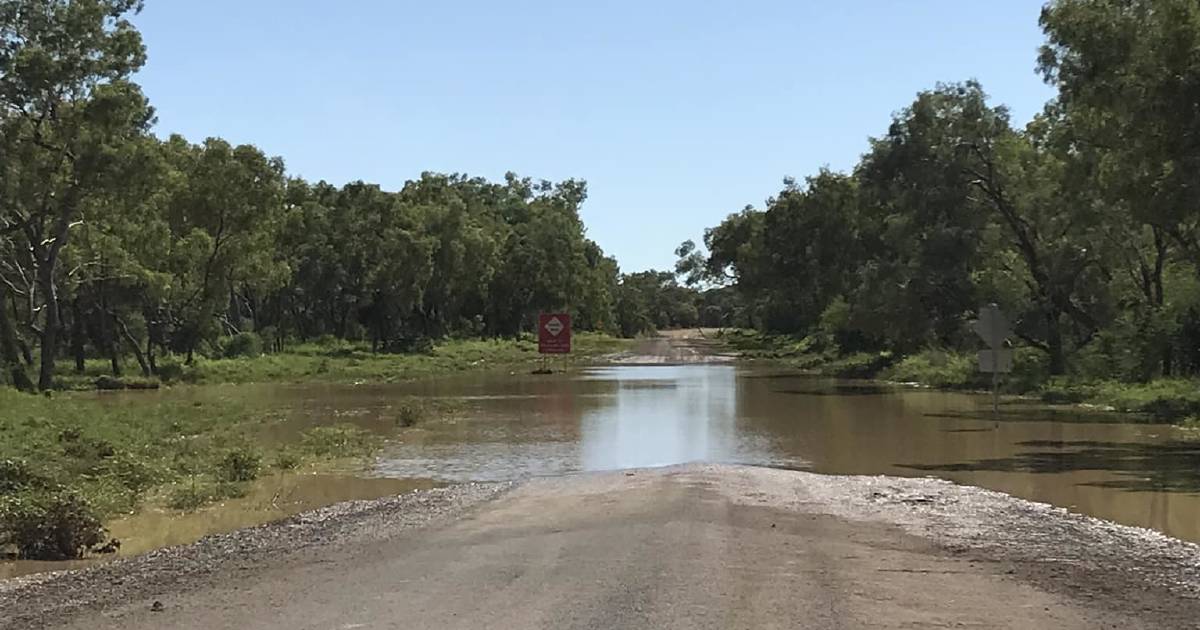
[6,359,1200,579]
[377,363,1200,542]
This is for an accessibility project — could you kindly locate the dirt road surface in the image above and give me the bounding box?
[605,328,736,364]
[6,333,1200,628]
[7,464,1200,629]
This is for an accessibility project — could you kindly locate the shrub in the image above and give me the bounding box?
[99,452,163,495]
[1100,380,1200,420]
[396,403,424,428]
[58,430,116,463]
[272,449,302,471]
[823,351,894,379]
[884,350,976,389]
[0,489,106,560]
[1039,379,1096,404]
[258,325,279,352]
[1007,346,1050,393]
[382,336,434,354]
[155,361,187,384]
[223,332,264,359]
[167,483,210,511]
[94,375,126,390]
[215,447,262,483]
[313,334,340,347]
[214,481,248,500]
[0,459,48,494]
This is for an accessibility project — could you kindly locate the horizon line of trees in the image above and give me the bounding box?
[0,0,703,393]
[677,0,1200,381]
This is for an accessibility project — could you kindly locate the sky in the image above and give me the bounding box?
[129,1,1056,273]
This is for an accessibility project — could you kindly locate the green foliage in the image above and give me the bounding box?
[396,403,424,428]
[0,489,106,560]
[1,5,633,394]
[884,350,977,389]
[178,334,628,385]
[272,449,302,471]
[1008,346,1051,393]
[223,333,265,359]
[1084,380,1200,421]
[614,271,700,337]
[154,360,191,384]
[0,458,47,494]
[166,483,211,512]
[215,447,262,483]
[97,451,163,496]
[299,425,378,458]
[820,352,894,379]
[688,12,1200,387]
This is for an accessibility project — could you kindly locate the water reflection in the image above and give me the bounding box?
[377,365,1200,542]
[378,365,803,481]
[12,363,1200,580]
[581,366,740,470]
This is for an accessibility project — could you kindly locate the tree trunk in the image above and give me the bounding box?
[0,286,34,392]
[109,351,121,376]
[146,336,157,375]
[1153,227,1169,376]
[36,266,61,391]
[14,293,33,365]
[113,313,150,377]
[1046,310,1066,376]
[72,299,86,374]
[99,291,121,377]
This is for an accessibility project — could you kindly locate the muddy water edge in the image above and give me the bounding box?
[6,360,1200,579]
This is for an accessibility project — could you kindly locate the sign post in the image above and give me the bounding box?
[972,304,1012,415]
[537,313,572,373]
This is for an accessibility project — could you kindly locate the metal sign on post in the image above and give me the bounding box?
[538,313,572,355]
[972,304,1012,415]
[977,350,1013,374]
[972,304,1012,352]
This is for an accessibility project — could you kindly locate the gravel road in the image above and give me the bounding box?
[4,464,1200,629]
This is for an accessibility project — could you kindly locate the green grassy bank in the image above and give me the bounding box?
[717,329,1200,423]
[46,332,630,390]
[1,334,632,560]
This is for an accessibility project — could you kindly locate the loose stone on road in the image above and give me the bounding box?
[11,465,1198,629]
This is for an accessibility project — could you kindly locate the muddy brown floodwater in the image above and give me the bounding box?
[6,362,1200,579]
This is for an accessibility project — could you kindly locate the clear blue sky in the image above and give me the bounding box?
[130,1,1055,273]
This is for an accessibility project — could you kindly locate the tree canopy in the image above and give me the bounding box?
[682,0,1200,379]
[0,0,689,391]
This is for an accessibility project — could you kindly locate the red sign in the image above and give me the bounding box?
[538,313,572,354]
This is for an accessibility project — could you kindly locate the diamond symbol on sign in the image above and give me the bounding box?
[544,317,564,336]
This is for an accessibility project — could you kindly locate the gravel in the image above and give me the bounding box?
[7,465,1200,628]
[0,482,511,630]
[715,464,1200,620]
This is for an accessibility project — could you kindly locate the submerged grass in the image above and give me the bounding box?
[718,329,1200,424]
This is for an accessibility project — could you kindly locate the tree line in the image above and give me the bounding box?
[0,0,714,393]
[678,0,1200,382]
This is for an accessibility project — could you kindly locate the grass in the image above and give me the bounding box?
[1,333,632,558]
[882,350,978,389]
[0,389,382,558]
[1039,379,1200,422]
[715,329,893,376]
[717,329,1200,423]
[147,333,631,385]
